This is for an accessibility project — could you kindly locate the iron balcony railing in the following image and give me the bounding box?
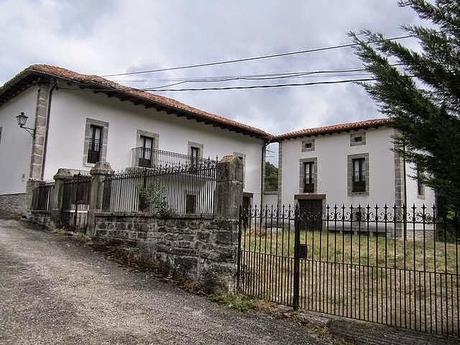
[131,147,217,169]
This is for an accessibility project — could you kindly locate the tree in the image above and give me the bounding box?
[264,161,279,192]
[351,0,460,210]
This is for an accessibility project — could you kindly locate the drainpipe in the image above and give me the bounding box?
[260,142,267,208]
[403,143,407,236]
[40,79,57,180]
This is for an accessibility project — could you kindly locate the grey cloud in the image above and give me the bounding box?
[0,0,421,137]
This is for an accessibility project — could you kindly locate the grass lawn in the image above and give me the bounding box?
[242,230,459,275]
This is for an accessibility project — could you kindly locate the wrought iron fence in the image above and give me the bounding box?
[238,204,460,337]
[31,182,54,211]
[102,158,217,216]
[131,147,217,169]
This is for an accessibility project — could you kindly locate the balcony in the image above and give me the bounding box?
[131,147,216,169]
[352,173,366,193]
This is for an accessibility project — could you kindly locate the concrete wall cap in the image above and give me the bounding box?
[90,161,114,175]
[220,155,239,164]
[53,168,86,180]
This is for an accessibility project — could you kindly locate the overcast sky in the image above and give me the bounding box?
[0,0,422,137]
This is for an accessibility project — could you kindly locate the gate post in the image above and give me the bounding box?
[87,161,113,236]
[51,169,73,226]
[214,155,243,219]
[293,205,301,310]
[213,155,243,292]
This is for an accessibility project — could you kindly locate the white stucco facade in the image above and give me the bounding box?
[0,86,37,194]
[0,85,265,204]
[278,126,435,208]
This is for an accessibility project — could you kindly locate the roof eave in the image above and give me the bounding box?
[0,69,272,140]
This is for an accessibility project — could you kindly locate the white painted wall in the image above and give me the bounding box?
[0,87,37,194]
[405,162,436,208]
[280,127,398,208]
[44,88,264,204]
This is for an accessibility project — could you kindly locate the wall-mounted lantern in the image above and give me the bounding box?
[16,112,34,137]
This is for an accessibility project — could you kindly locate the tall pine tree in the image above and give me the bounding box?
[351,0,459,210]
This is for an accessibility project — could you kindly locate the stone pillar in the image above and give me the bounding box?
[26,179,42,211]
[87,161,113,236]
[29,83,52,181]
[211,155,243,293]
[214,155,244,219]
[51,168,74,224]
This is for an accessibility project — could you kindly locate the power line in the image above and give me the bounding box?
[111,66,372,83]
[149,72,373,89]
[145,77,377,92]
[103,35,413,77]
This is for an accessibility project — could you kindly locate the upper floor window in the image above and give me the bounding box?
[84,118,108,166]
[352,157,366,192]
[190,146,200,166]
[138,135,153,167]
[88,125,103,163]
[299,158,317,193]
[188,141,203,169]
[303,161,315,193]
[350,132,366,146]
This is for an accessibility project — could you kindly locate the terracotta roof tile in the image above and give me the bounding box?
[0,64,271,139]
[275,118,391,140]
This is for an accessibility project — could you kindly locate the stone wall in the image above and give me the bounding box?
[94,212,239,292]
[0,193,27,216]
[28,210,55,229]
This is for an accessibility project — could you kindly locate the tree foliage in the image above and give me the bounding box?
[264,161,279,192]
[352,0,460,210]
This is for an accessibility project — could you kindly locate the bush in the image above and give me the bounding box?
[138,184,176,217]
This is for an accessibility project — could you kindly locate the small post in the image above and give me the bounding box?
[87,161,113,236]
[293,205,300,310]
[52,169,74,224]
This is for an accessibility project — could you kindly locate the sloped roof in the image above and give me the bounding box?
[0,64,271,139]
[275,118,391,141]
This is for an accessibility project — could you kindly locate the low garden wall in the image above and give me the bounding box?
[0,193,27,216]
[94,212,239,292]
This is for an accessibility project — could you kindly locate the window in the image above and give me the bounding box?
[0,127,2,144]
[190,146,200,166]
[350,132,366,146]
[302,139,315,152]
[417,164,425,197]
[84,119,108,166]
[303,161,315,193]
[299,158,317,193]
[352,158,366,192]
[186,194,197,214]
[88,125,102,163]
[138,135,153,167]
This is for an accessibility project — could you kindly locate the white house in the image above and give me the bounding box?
[0,64,271,213]
[275,118,435,215]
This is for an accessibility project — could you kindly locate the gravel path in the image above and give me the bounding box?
[0,219,327,345]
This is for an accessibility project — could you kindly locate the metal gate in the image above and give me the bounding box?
[238,204,460,337]
[61,174,91,232]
